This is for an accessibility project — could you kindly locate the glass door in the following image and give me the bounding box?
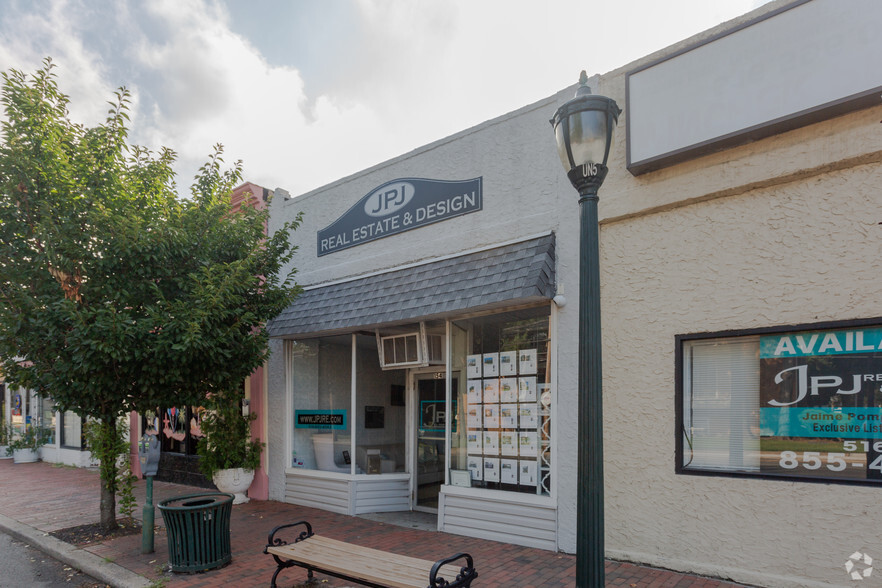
[414,372,452,511]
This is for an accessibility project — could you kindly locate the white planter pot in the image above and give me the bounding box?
[212,468,254,504]
[0,445,11,459]
[12,448,39,464]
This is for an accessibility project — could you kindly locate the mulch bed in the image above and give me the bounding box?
[50,517,143,546]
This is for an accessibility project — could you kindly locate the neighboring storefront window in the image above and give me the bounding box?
[40,397,56,445]
[451,306,552,496]
[679,323,882,484]
[61,410,83,448]
[144,405,204,455]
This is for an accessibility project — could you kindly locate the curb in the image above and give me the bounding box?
[0,513,152,588]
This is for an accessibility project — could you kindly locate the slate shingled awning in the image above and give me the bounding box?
[268,234,555,338]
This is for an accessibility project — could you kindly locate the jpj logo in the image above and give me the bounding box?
[767,365,881,406]
[364,181,413,217]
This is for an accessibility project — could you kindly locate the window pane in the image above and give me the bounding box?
[383,339,395,365]
[40,397,56,445]
[290,337,353,472]
[404,334,419,363]
[62,410,82,448]
[355,334,405,474]
[394,337,406,364]
[683,337,760,471]
[451,305,552,496]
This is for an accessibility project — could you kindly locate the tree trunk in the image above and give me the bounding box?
[96,417,120,532]
[100,479,118,531]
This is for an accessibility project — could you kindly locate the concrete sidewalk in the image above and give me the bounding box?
[0,459,751,587]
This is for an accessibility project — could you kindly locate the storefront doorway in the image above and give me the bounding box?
[413,371,454,511]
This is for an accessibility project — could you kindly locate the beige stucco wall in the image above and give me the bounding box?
[598,158,882,586]
[590,3,882,582]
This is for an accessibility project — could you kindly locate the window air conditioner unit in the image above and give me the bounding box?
[376,323,444,369]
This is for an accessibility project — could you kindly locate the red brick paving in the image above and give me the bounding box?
[0,460,752,587]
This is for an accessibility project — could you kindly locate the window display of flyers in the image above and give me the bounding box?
[518,376,537,402]
[519,431,538,456]
[482,379,499,404]
[482,353,499,378]
[519,403,538,429]
[499,377,518,402]
[483,405,500,429]
[467,431,482,454]
[519,460,537,486]
[518,349,537,375]
[467,380,482,404]
[467,404,482,428]
[467,354,482,378]
[501,459,518,484]
[499,404,518,428]
[483,457,500,482]
[500,432,518,456]
[499,351,518,376]
[483,431,500,455]
[467,456,483,481]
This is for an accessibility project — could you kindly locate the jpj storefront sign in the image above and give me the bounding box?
[759,326,882,481]
[317,177,482,256]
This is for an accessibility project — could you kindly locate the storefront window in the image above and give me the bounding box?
[290,334,409,474]
[452,306,552,496]
[679,323,882,484]
[290,337,354,472]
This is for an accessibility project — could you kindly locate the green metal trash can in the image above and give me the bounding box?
[157,492,234,573]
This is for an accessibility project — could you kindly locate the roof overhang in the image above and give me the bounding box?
[269,234,555,339]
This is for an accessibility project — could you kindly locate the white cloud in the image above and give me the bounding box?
[0,0,770,196]
[0,1,119,125]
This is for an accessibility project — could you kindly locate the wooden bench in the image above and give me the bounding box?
[263,521,478,588]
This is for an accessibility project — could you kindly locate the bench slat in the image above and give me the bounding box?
[268,536,464,588]
[286,535,449,573]
[268,548,463,588]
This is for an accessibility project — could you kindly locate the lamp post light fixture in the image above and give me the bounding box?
[550,70,621,588]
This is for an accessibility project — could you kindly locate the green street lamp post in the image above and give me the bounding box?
[550,71,621,588]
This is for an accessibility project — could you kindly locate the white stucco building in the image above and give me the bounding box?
[263,1,882,586]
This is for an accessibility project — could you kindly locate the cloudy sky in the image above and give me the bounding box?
[0,0,771,197]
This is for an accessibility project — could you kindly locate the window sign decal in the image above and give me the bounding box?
[420,399,457,432]
[317,177,482,256]
[295,410,347,430]
[760,326,882,481]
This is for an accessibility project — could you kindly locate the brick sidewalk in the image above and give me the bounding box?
[0,460,751,587]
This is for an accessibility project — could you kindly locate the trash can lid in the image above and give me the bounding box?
[157,492,234,510]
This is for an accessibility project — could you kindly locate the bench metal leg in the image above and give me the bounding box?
[264,521,316,588]
[429,552,478,588]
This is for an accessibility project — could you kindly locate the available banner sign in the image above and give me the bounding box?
[759,326,882,481]
[317,177,483,256]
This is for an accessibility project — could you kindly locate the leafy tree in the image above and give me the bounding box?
[0,59,301,530]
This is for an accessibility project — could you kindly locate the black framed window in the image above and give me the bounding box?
[678,318,882,485]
